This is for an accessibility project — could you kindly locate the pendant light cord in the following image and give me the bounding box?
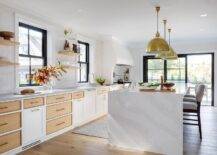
[163,20,167,39]
[168,29,171,46]
[156,6,160,36]
[157,10,159,33]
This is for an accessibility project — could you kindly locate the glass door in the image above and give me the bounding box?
[166,57,186,93]
[187,54,213,106]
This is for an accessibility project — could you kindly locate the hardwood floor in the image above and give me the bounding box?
[184,106,217,155]
[19,133,158,155]
[20,106,217,155]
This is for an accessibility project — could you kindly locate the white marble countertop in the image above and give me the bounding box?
[0,85,110,101]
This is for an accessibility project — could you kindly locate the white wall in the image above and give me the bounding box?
[130,39,217,106]
[0,4,102,93]
[101,37,133,84]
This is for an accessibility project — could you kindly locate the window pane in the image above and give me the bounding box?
[148,59,164,70]
[167,58,185,82]
[29,30,42,56]
[81,64,87,82]
[19,27,28,55]
[167,69,185,81]
[148,59,164,82]
[31,58,44,84]
[77,64,81,82]
[187,55,211,84]
[79,43,86,62]
[19,57,30,85]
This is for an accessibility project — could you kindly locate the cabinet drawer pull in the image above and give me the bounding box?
[56,97,65,100]
[30,101,39,104]
[56,122,65,126]
[0,142,8,147]
[56,108,65,112]
[0,122,8,126]
[31,108,40,112]
[0,106,8,110]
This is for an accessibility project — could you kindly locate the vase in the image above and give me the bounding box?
[44,81,53,91]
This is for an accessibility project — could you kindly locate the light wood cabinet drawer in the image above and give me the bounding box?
[46,115,72,134]
[72,91,84,99]
[0,112,21,134]
[23,97,44,109]
[0,131,21,154]
[0,100,21,114]
[46,102,72,120]
[47,94,71,105]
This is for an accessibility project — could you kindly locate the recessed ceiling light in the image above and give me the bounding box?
[200,14,207,17]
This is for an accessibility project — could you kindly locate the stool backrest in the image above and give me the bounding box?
[196,84,205,103]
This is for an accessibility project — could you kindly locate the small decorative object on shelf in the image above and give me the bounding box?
[59,28,79,57]
[32,62,67,90]
[64,40,70,50]
[0,31,20,46]
[64,28,72,38]
[0,31,14,40]
[95,77,106,85]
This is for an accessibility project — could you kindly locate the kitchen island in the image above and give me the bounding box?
[108,89,183,155]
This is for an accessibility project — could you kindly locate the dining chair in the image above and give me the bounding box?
[183,84,205,139]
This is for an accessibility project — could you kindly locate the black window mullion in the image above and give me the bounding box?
[164,60,167,82]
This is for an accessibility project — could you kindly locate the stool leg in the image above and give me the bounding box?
[198,112,202,140]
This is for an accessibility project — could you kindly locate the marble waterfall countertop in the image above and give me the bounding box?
[108,89,183,155]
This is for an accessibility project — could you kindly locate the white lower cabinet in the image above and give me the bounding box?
[23,106,45,146]
[84,90,96,120]
[96,93,108,116]
[73,98,85,127]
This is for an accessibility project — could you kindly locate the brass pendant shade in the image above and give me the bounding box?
[146,33,170,53]
[146,6,169,53]
[156,47,178,59]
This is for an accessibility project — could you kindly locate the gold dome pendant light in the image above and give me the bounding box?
[165,28,178,60]
[146,6,170,53]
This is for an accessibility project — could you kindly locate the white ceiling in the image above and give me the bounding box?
[1,0,217,48]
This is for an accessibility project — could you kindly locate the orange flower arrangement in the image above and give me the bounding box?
[33,62,67,85]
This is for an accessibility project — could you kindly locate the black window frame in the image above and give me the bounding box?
[143,53,214,106]
[77,41,89,83]
[19,22,47,87]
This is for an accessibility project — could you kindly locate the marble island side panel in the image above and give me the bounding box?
[108,90,183,155]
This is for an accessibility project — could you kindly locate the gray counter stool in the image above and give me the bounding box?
[183,84,200,101]
[183,84,205,139]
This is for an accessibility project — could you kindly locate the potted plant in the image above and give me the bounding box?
[95,77,106,85]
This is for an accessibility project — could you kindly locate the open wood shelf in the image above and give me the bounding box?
[0,59,19,66]
[0,39,20,46]
[58,50,80,57]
